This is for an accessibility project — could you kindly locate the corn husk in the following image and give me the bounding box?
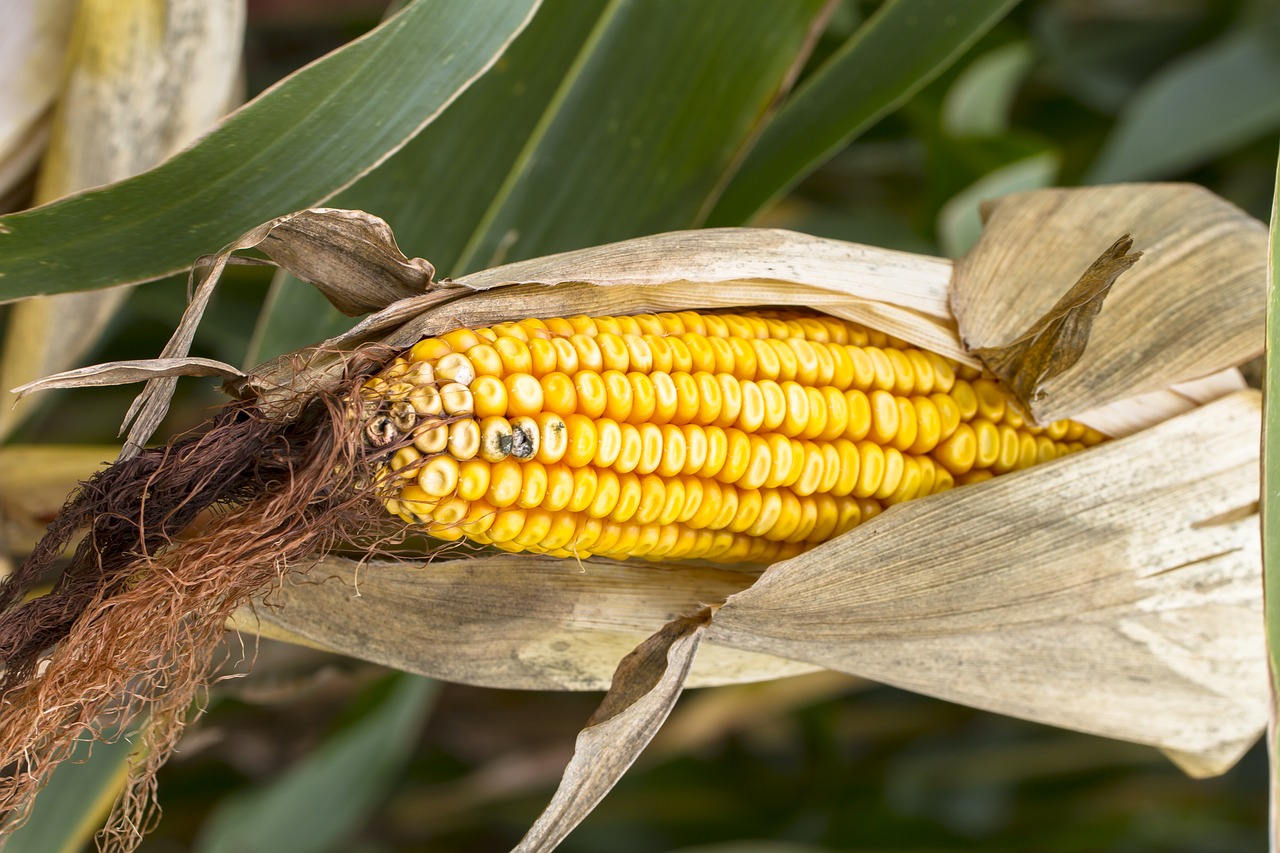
[9,183,1269,850]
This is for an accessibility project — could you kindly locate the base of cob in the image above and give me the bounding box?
[361,312,1104,562]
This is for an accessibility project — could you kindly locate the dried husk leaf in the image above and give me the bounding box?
[239,555,817,690]
[11,357,244,400]
[707,391,1265,776]
[251,207,437,316]
[241,224,971,421]
[1073,368,1247,437]
[117,208,436,456]
[973,234,1140,408]
[952,183,1267,425]
[514,609,711,853]
[0,0,244,441]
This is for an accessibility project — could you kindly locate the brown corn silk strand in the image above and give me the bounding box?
[0,380,389,849]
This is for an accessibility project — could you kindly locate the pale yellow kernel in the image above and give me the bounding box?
[884,348,915,396]
[528,338,558,376]
[628,373,657,424]
[486,507,527,540]
[435,352,476,385]
[615,423,643,474]
[951,380,979,421]
[568,466,598,513]
[504,374,544,417]
[471,375,508,419]
[792,442,825,496]
[457,459,490,501]
[409,384,443,416]
[852,441,886,498]
[535,412,568,465]
[413,422,448,454]
[864,346,896,392]
[873,447,905,500]
[932,392,961,441]
[479,416,513,462]
[588,469,620,518]
[611,473,643,523]
[409,337,452,362]
[867,389,899,445]
[762,434,796,490]
[447,420,480,460]
[391,446,422,479]
[692,372,723,426]
[655,422,686,473]
[831,438,860,497]
[887,396,916,453]
[486,459,523,508]
[635,423,664,475]
[746,489,783,538]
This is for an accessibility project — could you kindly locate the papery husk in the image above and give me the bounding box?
[234,555,819,691]
[952,183,1267,426]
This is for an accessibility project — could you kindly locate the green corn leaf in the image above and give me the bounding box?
[1262,141,1280,849]
[249,0,832,363]
[197,674,436,853]
[706,0,1021,226]
[1086,23,1280,183]
[0,0,539,303]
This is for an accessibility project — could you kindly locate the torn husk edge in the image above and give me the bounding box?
[0,186,1268,847]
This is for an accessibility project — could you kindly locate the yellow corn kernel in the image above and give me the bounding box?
[372,310,1105,563]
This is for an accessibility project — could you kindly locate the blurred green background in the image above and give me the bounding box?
[1,0,1275,849]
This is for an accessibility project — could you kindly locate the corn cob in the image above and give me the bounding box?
[361,311,1105,563]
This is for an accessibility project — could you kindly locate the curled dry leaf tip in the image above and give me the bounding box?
[0,186,1269,850]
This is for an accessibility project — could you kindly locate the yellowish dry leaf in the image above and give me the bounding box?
[0,0,244,441]
[953,184,1266,425]
[515,609,712,853]
[974,234,1140,411]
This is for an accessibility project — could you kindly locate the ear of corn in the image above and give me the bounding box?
[361,311,1105,563]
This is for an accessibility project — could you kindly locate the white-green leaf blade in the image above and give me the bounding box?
[1261,138,1280,849]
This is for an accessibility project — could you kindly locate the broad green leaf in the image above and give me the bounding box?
[0,0,539,303]
[3,733,136,853]
[249,0,832,363]
[707,0,1021,226]
[247,0,607,364]
[197,674,436,853]
[941,40,1035,137]
[1086,24,1280,183]
[0,0,244,442]
[1263,142,1280,848]
[451,0,832,271]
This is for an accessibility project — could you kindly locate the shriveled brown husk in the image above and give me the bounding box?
[0,366,393,846]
